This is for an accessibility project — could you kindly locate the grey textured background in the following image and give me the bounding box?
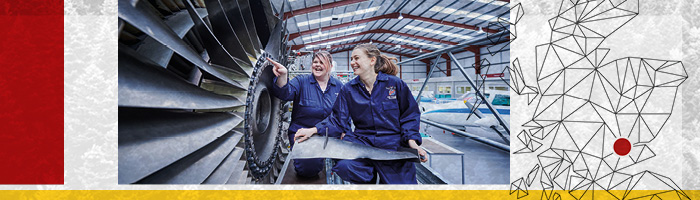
[510,0,699,191]
[4,0,688,191]
[680,0,700,190]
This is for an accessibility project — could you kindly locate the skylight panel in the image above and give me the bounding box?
[476,0,509,6]
[297,6,380,27]
[305,37,358,49]
[428,6,499,22]
[389,37,442,49]
[302,25,366,41]
[404,25,472,40]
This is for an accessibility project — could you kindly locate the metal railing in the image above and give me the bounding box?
[402,30,512,153]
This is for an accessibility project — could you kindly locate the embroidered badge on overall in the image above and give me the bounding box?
[387,86,397,99]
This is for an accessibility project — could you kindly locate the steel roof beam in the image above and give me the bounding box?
[397,31,509,64]
[282,0,368,19]
[307,39,433,53]
[290,29,457,50]
[328,47,430,64]
[294,34,483,56]
[288,12,500,40]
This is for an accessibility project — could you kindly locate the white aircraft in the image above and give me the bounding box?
[418,90,510,133]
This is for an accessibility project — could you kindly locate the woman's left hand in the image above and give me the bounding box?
[414,147,428,162]
[408,139,428,162]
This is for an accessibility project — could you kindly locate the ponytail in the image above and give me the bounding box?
[377,54,399,76]
[353,43,399,76]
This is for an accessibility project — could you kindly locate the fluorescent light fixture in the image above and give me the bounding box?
[297,6,381,27]
[305,37,359,49]
[389,37,442,49]
[304,30,362,43]
[302,25,366,41]
[395,45,401,48]
[398,13,404,20]
[428,6,500,22]
[466,12,498,21]
[476,0,509,6]
[403,25,472,40]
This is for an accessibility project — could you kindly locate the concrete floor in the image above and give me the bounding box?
[421,124,510,184]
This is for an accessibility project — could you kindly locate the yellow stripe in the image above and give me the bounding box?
[0,190,697,199]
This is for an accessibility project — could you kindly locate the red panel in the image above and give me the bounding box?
[474,48,481,74]
[485,73,505,78]
[445,55,451,77]
[0,0,64,184]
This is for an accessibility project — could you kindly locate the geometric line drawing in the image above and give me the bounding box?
[468,59,494,121]
[512,177,530,199]
[505,58,539,105]
[526,164,541,186]
[488,3,524,56]
[510,0,690,199]
[494,3,540,106]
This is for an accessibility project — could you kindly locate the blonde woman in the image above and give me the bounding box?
[267,51,348,178]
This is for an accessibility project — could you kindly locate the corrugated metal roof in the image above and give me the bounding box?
[273,0,510,56]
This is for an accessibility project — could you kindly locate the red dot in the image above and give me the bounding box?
[614,138,631,156]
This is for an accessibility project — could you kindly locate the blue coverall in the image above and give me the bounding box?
[315,72,422,184]
[270,74,348,177]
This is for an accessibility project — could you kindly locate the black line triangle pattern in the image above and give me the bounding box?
[507,1,690,199]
